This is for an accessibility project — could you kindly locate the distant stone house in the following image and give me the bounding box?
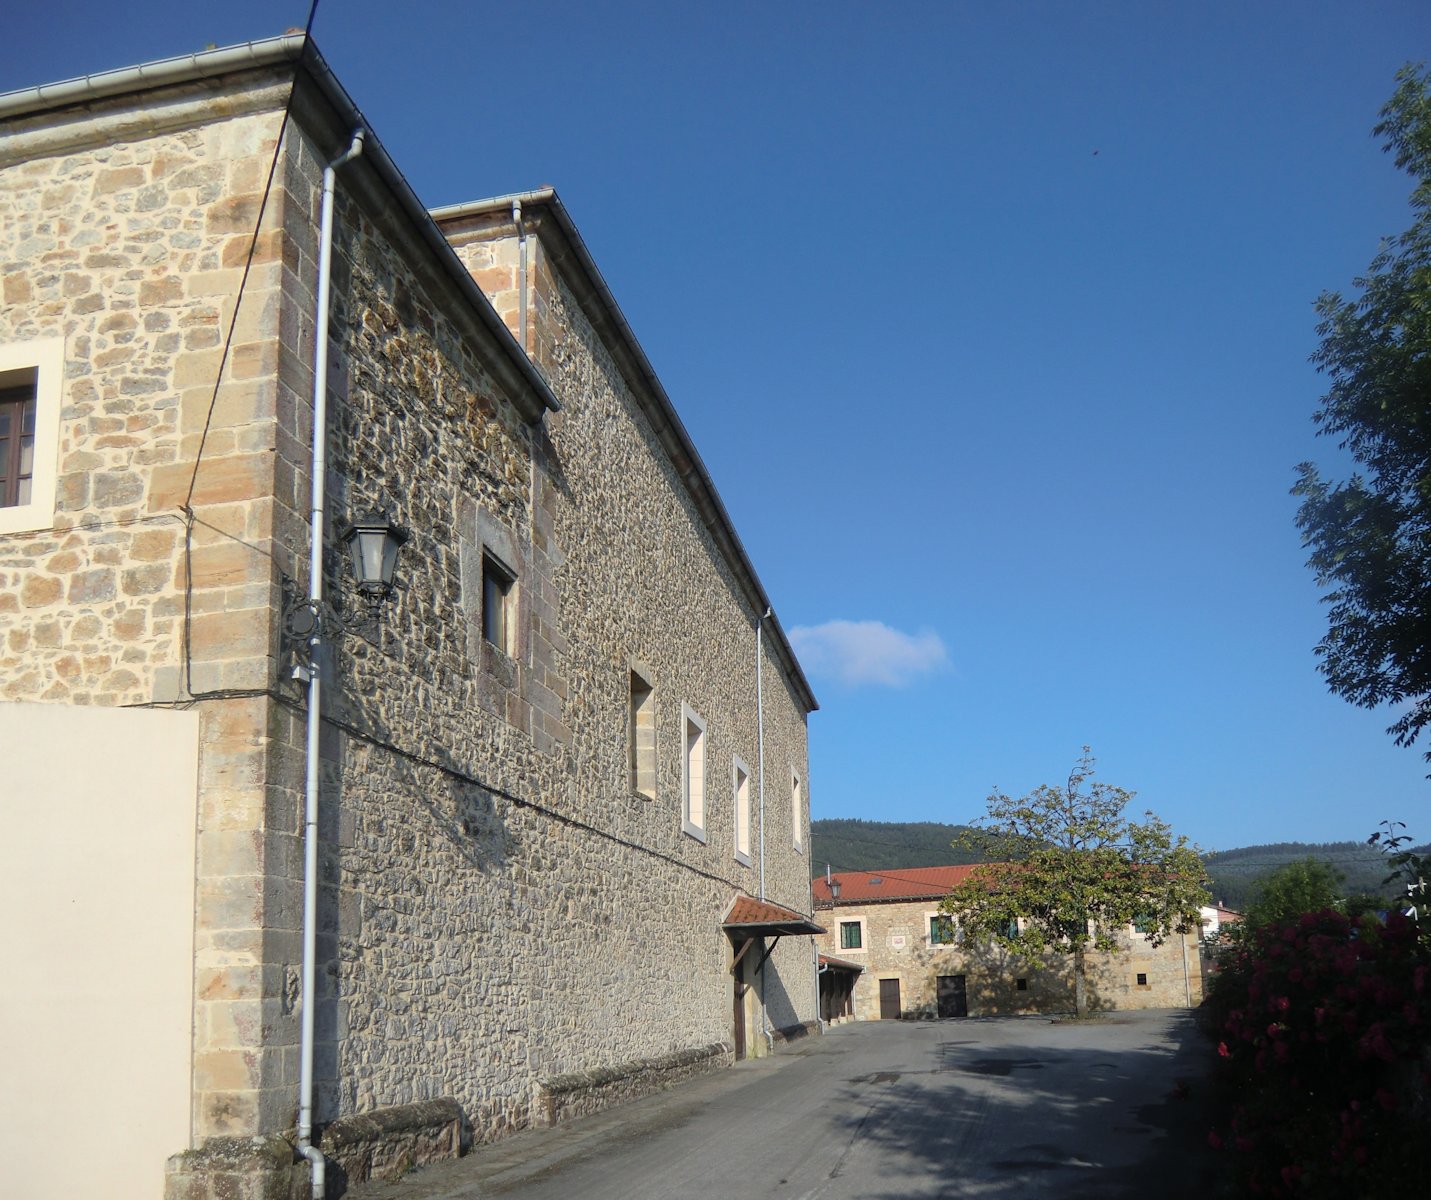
[0,34,821,1200]
[812,867,1204,1020]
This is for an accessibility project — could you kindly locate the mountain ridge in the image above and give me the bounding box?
[809,817,1421,910]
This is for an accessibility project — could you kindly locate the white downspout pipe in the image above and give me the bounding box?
[299,127,364,1200]
[756,607,770,901]
[756,607,773,1052]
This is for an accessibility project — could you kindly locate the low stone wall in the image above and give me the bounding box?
[538,1043,731,1126]
[319,1098,463,1194]
[164,1135,296,1200]
[771,1019,820,1046]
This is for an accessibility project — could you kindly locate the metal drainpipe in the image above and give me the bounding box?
[299,127,365,1200]
[756,608,770,901]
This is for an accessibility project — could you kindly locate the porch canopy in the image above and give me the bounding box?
[722,894,825,938]
[722,894,824,977]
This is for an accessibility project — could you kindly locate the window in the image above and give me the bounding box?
[791,769,804,854]
[1136,973,1149,987]
[629,669,656,799]
[1132,912,1155,935]
[680,703,706,842]
[732,756,751,865]
[481,552,516,655]
[0,383,36,508]
[1000,917,1020,940]
[839,920,863,951]
[1015,978,1028,991]
[0,337,62,535]
[928,914,956,945]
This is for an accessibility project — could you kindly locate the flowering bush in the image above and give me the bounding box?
[1205,909,1431,1197]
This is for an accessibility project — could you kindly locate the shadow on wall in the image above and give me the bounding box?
[762,942,804,1033]
[834,1015,1218,1200]
[319,701,516,1134]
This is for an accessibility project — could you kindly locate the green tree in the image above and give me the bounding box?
[1241,857,1345,931]
[940,748,1208,1017]
[1293,64,1431,758]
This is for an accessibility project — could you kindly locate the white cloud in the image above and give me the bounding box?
[789,619,948,689]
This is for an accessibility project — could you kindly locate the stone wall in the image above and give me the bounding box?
[816,898,1202,1019]
[303,183,820,1144]
[2,49,819,1195]
[0,70,305,1148]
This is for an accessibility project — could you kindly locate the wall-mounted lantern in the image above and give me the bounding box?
[830,879,842,900]
[339,513,408,612]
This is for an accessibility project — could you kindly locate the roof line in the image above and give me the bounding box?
[431,190,818,713]
[0,36,561,418]
[0,35,307,118]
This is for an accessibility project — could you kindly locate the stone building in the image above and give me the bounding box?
[0,34,821,1200]
[812,867,1204,1020]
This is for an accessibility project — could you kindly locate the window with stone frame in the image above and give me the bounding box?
[732,755,751,865]
[680,703,707,843]
[0,337,62,536]
[790,768,804,854]
[928,914,957,945]
[629,668,656,800]
[481,551,517,656]
[839,919,865,951]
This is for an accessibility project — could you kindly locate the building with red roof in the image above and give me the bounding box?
[813,866,1207,1020]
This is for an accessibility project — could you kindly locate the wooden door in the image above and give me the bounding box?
[879,977,901,1020]
[937,974,968,1018]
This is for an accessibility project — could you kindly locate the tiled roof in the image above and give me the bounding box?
[723,894,825,935]
[811,864,986,905]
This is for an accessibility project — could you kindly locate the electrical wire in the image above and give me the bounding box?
[179,1,320,698]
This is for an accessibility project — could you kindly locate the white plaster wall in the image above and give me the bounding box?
[0,701,199,1199]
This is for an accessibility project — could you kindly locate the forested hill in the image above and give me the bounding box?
[809,819,1421,910]
[808,818,979,874]
[1201,841,1415,910]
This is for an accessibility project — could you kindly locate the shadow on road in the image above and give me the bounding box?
[824,1013,1221,1200]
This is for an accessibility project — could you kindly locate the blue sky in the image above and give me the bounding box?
[9,1,1430,851]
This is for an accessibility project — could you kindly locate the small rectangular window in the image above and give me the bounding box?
[839,921,863,951]
[732,756,751,865]
[929,915,956,945]
[1015,978,1028,991]
[791,769,804,854]
[1000,917,1019,940]
[1136,972,1149,987]
[0,338,63,536]
[629,670,656,799]
[482,552,516,655]
[681,704,706,842]
[1132,913,1155,935]
[0,381,37,508]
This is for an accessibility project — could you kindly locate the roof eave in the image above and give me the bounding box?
[0,36,561,421]
[431,190,818,715]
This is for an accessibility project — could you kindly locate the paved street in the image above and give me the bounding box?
[348,1010,1218,1200]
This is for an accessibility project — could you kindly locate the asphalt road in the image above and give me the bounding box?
[348,1010,1219,1200]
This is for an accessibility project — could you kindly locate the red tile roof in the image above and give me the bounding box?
[811,864,986,905]
[723,894,825,935]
